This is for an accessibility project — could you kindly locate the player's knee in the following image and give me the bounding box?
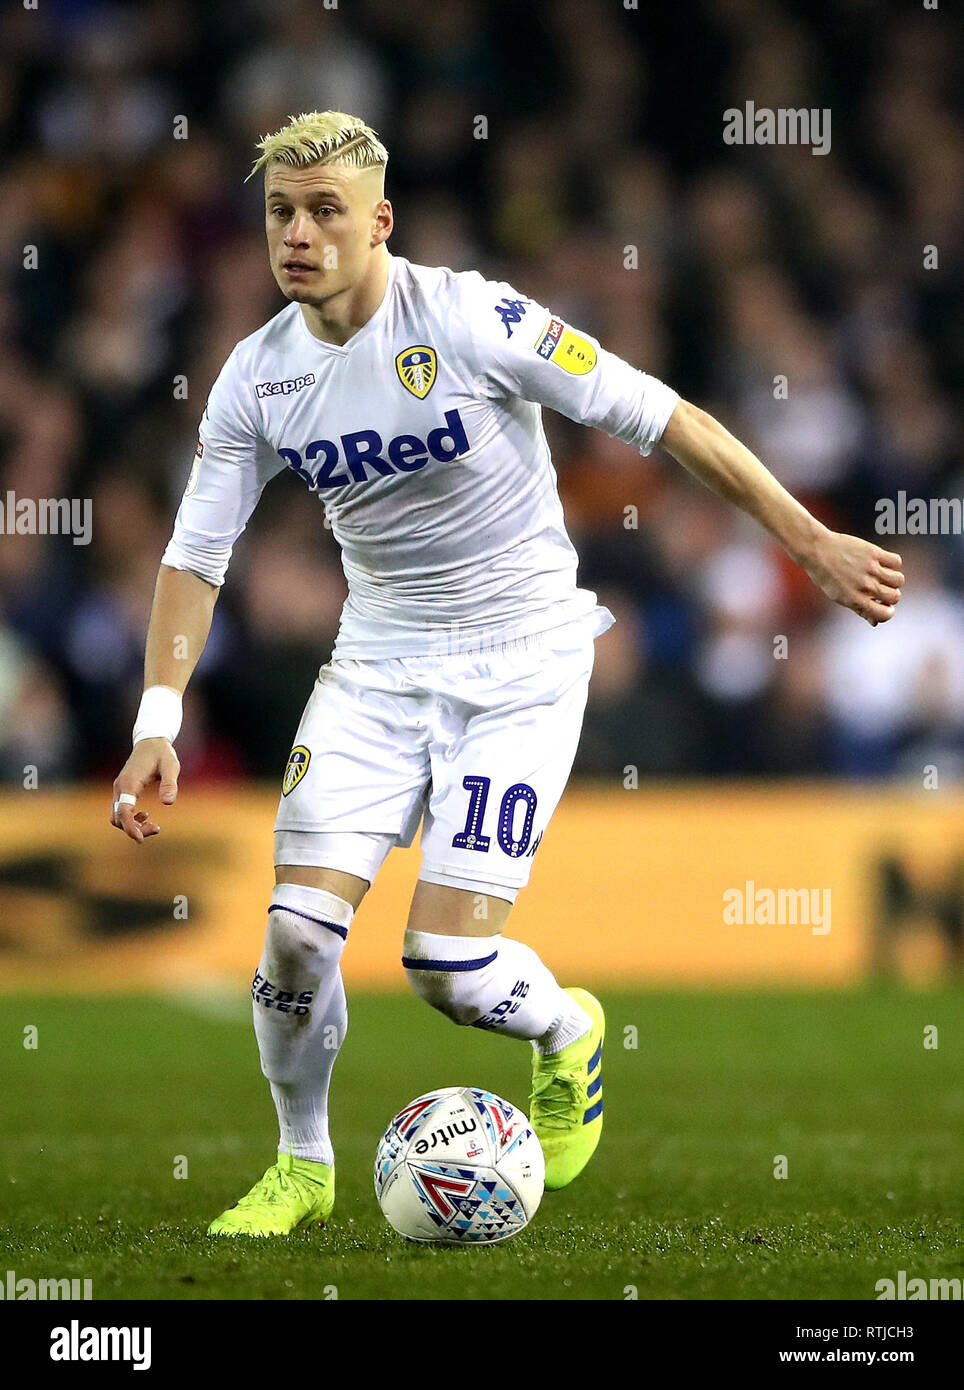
[404,967,478,1025]
[402,929,486,1025]
[262,899,349,977]
[263,909,312,972]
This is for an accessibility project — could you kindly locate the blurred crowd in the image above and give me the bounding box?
[0,0,961,786]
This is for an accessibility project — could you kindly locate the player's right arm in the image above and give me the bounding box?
[110,565,219,842]
[110,346,283,842]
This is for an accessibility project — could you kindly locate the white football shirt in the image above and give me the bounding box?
[162,254,679,658]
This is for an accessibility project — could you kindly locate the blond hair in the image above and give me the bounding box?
[247,110,388,182]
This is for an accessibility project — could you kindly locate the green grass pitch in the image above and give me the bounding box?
[2,988,962,1300]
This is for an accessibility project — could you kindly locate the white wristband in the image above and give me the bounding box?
[133,686,183,746]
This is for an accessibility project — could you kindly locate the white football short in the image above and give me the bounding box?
[273,614,608,903]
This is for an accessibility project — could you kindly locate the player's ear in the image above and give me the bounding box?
[371,198,393,247]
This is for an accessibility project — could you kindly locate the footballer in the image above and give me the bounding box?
[110,112,904,1236]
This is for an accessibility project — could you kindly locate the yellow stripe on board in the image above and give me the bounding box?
[0,785,959,991]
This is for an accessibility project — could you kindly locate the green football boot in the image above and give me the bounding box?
[530,988,605,1191]
[207,1150,335,1236]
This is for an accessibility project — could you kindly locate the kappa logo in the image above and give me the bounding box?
[494,297,529,337]
[395,345,437,399]
[256,373,316,399]
[282,745,311,795]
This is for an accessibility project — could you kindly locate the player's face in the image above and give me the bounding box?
[264,163,391,306]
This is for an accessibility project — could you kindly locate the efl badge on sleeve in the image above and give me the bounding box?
[395,345,437,399]
[184,454,201,497]
[534,318,597,375]
[282,745,311,796]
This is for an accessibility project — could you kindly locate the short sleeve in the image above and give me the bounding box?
[453,272,679,455]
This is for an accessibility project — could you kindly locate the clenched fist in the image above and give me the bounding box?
[801,532,904,626]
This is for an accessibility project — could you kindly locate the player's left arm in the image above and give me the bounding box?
[457,276,903,626]
[659,398,904,626]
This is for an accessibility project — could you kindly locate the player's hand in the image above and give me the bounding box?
[110,738,180,843]
[802,531,904,626]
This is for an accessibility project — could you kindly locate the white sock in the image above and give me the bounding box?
[252,882,352,1166]
[402,930,591,1054]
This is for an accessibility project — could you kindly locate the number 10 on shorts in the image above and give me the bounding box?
[452,775,539,859]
